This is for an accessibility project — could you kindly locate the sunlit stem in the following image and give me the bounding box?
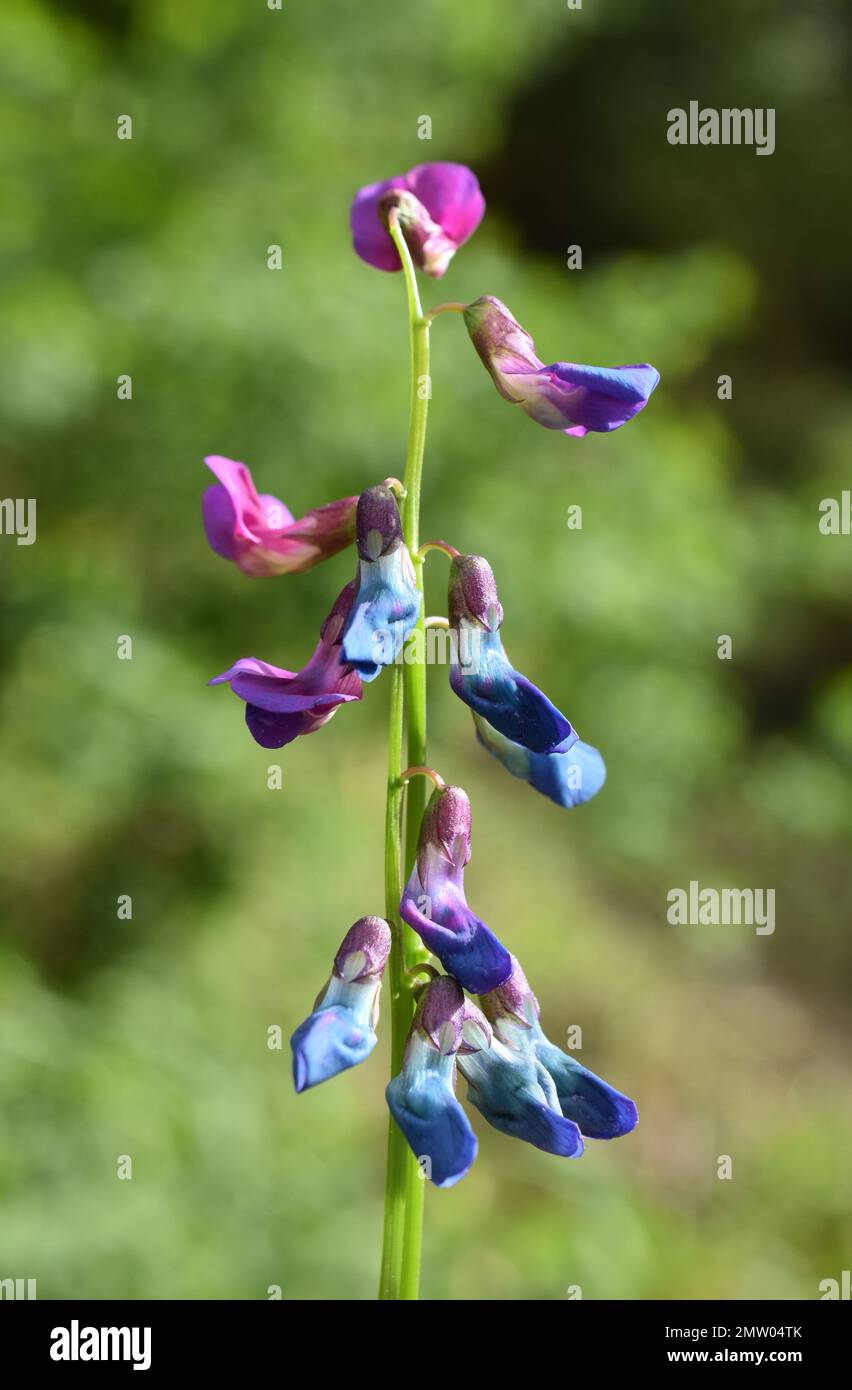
[378,210,431,1302]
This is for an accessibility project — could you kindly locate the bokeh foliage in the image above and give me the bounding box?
[1,0,850,1299]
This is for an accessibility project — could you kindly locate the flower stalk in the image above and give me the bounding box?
[378,211,432,1301]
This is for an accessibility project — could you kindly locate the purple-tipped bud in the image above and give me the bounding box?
[448,554,504,631]
[415,976,466,1055]
[333,915,393,983]
[355,484,404,561]
[416,784,473,881]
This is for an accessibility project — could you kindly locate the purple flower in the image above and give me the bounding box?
[449,554,577,755]
[291,916,392,1093]
[202,455,357,577]
[480,957,638,1141]
[400,784,512,993]
[463,297,660,436]
[341,484,421,681]
[352,162,485,278]
[210,580,363,748]
[474,714,607,809]
[385,978,478,1188]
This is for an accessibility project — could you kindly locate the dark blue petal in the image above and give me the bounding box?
[386,1072,478,1188]
[534,1040,638,1139]
[290,1005,378,1092]
[451,631,574,754]
[400,883,512,994]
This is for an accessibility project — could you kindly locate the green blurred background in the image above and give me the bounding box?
[1,0,851,1300]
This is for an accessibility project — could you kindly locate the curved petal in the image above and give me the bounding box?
[291,1005,378,1092]
[400,875,512,994]
[509,362,660,434]
[533,1040,638,1140]
[386,1071,478,1188]
[351,175,408,271]
[459,1044,584,1157]
[407,162,485,248]
[529,740,606,807]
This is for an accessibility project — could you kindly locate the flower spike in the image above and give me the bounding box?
[291,916,392,1093]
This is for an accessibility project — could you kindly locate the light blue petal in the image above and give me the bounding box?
[291,1005,378,1092]
[386,1067,477,1188]
[459,1041,584,1157]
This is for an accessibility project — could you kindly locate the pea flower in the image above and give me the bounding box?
[480,957,638,1140]
[456,997,585,1158]
[352,162,485,278]
[449,553,577,755]
[341,484,421,681]
[473,714,607,809]
[463,297,660,436]
[210,580,363,747]
[291,916,392,1093]
[202,455,357,577]
[385,977,478,1188]
[400,783,512,993]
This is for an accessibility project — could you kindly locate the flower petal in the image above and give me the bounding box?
[291,1005,378,1093]
[533,1040,638,1140]
[386,1071,478,1188]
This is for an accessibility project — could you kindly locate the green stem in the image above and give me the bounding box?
[378,212,432,1301]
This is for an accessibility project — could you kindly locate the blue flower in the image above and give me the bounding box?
[480,957,638,1140]
[448,555,576,754]
[457,1002,585,1158]
[342,484,421,681]
[386,978,478,1188]
[474,714,607,809]
[400,784,512,993]
[291,916,391,1093]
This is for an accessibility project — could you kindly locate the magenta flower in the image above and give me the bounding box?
[351,162,485,278]
[463,297,660,436]
[210,581,363,748]
[202,455,357,577]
